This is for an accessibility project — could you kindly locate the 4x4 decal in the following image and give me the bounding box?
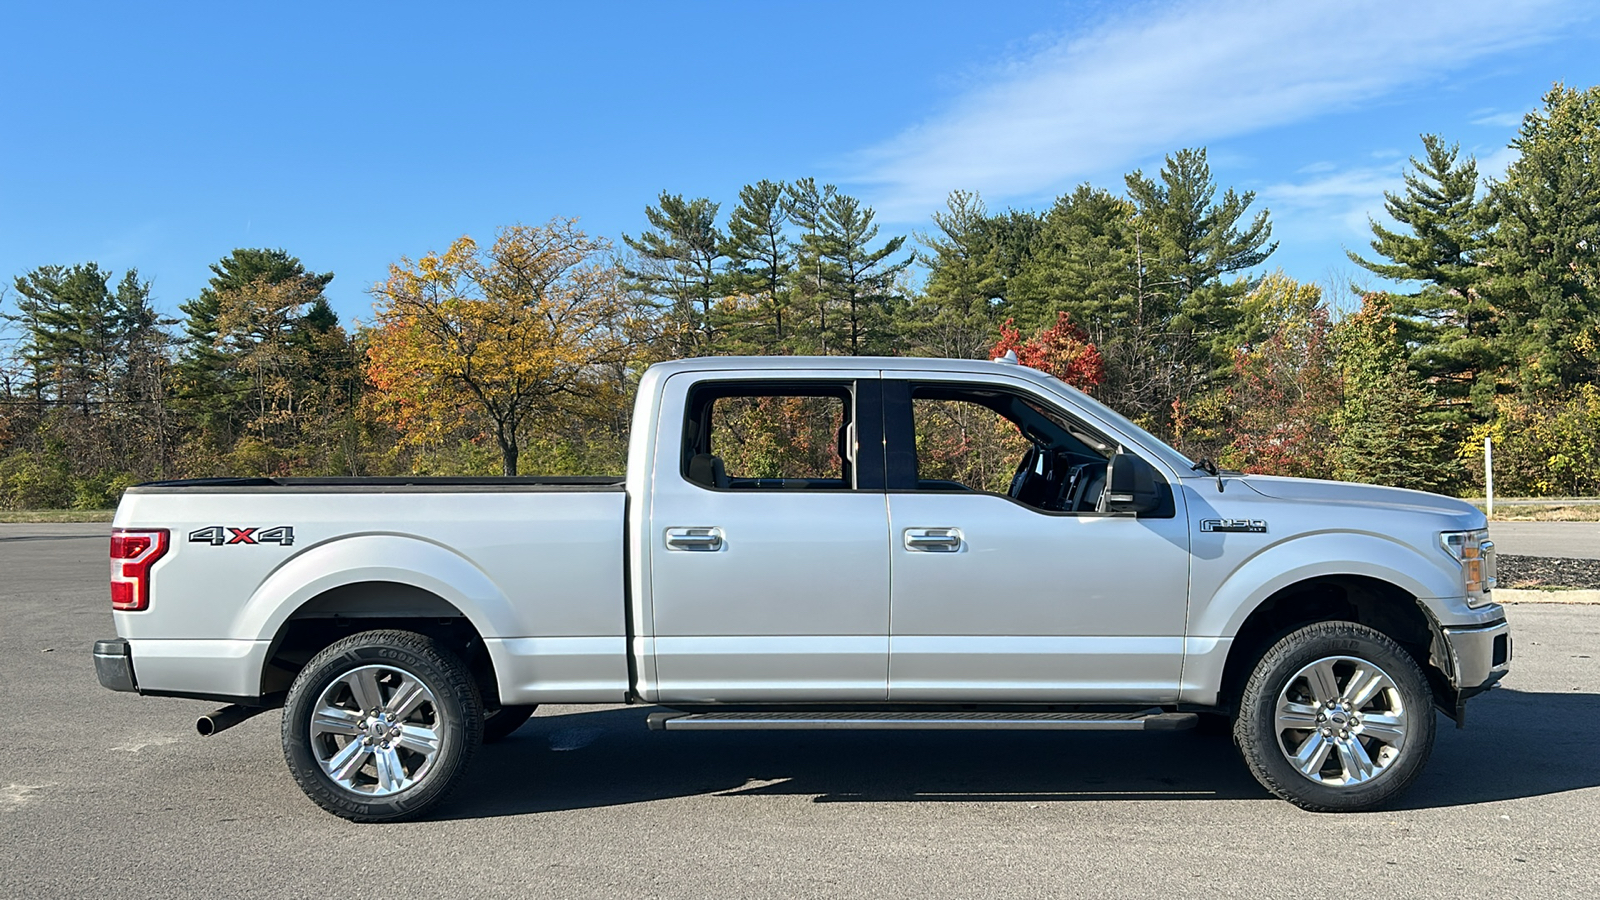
[188,525,295,546]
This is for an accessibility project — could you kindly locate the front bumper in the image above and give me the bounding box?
[1440,618,1512,692]
[93,638,137,692]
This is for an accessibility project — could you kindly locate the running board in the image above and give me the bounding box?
[646,710,1197,732]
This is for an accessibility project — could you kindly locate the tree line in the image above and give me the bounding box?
[2,83,1597,508]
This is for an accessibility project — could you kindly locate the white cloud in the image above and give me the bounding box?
[1263,136,1517,277]
[1477,144,1521,181]
[1263,164,1408,244]
[1471,110,1528,128]
[846,0,1587,220]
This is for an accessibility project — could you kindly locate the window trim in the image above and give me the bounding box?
[679,378,886,494]
[882,378,1172,518]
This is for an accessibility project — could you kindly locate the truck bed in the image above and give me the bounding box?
[129,475,626,491]
[112,480,630,704]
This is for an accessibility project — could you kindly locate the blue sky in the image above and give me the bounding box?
[3,0,1598,326]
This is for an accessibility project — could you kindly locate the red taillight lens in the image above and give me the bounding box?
[110,528,169,611]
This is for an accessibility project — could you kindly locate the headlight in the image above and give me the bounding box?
[1441,529,1497,606]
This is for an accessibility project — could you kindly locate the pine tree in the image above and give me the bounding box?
[1008,185,1138,333]
[1348,135,1490,409]
[179,249,333,374]
[1350,135,1482,290]
[174,249,335,460]
[1006,183,1188,429]
[816,191,911,356]
[1481,83,1600,397]
[1124,148,1276,383]
[8,263,170,478]
[784,178,838,354]
[914,190,1006,359]
[622,193,726,356]
[721,180,793,351]
[1331,296,1452,491]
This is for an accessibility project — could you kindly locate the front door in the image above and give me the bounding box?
[883,376,1191,702]
[647,371,891,702]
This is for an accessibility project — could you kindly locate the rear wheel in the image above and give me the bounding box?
[282,629,483,822]
[1234,621,1435,812]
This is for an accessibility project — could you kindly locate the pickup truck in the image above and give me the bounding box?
[95,355,1511,821]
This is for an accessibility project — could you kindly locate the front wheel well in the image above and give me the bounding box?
[1216,575,1446,715]
[261,581,502,709]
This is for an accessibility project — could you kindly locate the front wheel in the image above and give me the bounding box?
[282,629,483,822]
[1234,621,1435,812]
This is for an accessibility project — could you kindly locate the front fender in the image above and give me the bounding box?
[1190,531,1462,638]
[232,533,519,645]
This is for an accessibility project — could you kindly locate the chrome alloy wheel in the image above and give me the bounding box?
[1274,655,1408,788]
[310,664,443,797]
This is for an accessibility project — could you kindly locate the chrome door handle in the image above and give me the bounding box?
[665,527,724,551]
[904,527,963,552]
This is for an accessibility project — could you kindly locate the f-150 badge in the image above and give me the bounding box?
[188,526,295,546]
[1200,519,1267,533]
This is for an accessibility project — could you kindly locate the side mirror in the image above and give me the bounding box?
[1099,451,1161,514]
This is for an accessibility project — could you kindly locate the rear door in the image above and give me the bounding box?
[883,375,1192,702]
[646,370,891,702]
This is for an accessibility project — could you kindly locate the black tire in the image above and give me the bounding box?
[282,629,483,822]
[482,704,537,743]
[1234,621,1435,812]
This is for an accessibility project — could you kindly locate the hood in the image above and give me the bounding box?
[1238,475,1482,519]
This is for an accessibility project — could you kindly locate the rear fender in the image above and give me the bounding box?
[234,534,518,645]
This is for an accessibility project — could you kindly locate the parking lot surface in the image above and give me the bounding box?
[1487,522,1600,560]
[3,524,1598,899]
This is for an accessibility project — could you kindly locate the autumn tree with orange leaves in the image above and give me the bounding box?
[1222,279,1339,478]
[365,221,633,475]
[990,311,1104,390]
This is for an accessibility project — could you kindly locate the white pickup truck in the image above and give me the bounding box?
[95,355,1511,820]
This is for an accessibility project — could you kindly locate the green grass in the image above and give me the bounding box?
[0,509,115,523]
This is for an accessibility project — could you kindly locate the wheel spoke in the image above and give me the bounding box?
[1360,712,1407,748]
[373,747,405,792]
[310,662,448,799]
[1306,660,1342,704]
[1276,701,1319,732]
[1275,653,1410,788]
[311,705,362,737]
[327,737,371,783]
[395,725,439,756]
[346,668,384,713]
[1292,731,1332,776]
[387,677,427,719]
[1335,735,1378,783]
[1342,666,1390,709]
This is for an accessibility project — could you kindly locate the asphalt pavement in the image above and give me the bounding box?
[1487,522,1600,560]
[3,523,1599,899]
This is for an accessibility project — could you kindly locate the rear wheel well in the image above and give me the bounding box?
[262,581,502,709]
[1216,576,1445,715]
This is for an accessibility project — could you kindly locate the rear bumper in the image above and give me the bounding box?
[92,637,269,700]
[93,639,137,692]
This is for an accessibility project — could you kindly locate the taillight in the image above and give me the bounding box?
[110,528,169,611]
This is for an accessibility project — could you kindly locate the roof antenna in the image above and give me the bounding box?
[995,349,1018,365]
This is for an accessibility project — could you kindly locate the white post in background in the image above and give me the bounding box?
[1484,436,1494,519]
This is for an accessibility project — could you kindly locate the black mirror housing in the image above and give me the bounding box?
[1100,451,1161,514]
